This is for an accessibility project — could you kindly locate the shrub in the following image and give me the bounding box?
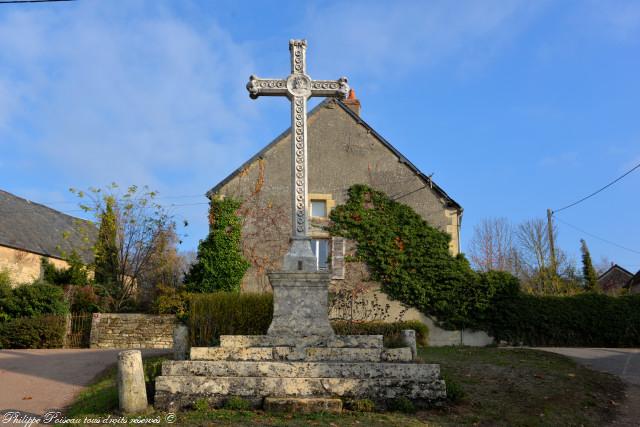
[153,284,189,319]
[188,292,273,346]
[67,285,104,313]
[42,255,90,286]
[444,375,465,403]
[331,320,429,347]
[0,315,66,349]
[4,281,69,319]
[0,268,11,288]
[185,197,250,293]
[486,293,640,347]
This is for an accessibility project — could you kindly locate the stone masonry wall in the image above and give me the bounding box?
[90,313,177,349]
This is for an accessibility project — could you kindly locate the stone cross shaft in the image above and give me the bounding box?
[247,39,349,271]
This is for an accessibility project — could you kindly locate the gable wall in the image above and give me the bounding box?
[217,102,461,292]
[0,244,68,286]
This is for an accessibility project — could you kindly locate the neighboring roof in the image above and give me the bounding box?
[0,189,96,263]
[207,98,462,211]
[597,264,634,281]
[625,270,640,289]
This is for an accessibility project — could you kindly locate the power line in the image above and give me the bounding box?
[0,0,74,3]
[553,160,640,214]
[555,217,640,255]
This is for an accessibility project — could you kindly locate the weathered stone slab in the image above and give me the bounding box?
[220,334,384,349]
[154,375,446,410]
[190,347,273,361]
[381,348,413,362]
[161,360,442,380]
[264,397,342,414]
[191,345,413,362]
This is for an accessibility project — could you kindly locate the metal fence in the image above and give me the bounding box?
[64,313,93,348]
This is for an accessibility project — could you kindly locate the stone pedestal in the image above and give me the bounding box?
[267,271,334,337]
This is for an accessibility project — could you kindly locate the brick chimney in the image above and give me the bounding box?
[343,89,361,116]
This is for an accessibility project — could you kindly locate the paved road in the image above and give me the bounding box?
[537,347,640,385]
[0,349,168,418]
[537,348,640,427]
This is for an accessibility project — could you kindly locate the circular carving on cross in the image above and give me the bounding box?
[286,74,312,98]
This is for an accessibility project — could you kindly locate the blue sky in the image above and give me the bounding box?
[0,0,638,272]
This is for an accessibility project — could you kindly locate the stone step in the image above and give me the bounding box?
[154,375,446,411]
[161,360,441,380]
[219,334,384,349]
[190,346,412,362]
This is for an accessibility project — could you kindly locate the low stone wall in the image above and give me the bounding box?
[90,313,178,349]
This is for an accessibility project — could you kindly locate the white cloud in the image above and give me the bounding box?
[301,0,542,80]
[0,1,257,190]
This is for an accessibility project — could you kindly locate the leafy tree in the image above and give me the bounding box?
[580,239,599,291]
[94,195,119,286]
[41,253,90,286]
[185,197,250,293]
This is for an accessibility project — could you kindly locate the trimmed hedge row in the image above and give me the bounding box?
[0,315,66,349]
[485,293,640,347]
[188,292,273,346]
[187,292,430,347]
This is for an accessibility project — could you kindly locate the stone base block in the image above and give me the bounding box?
[154,376,446,411]
[161,361,442,380]
[190,346,412,362]
[264,397,342,414]
[220,334,384,349]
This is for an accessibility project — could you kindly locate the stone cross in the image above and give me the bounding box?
[247,39,349,271]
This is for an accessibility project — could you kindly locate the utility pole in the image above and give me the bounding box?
[547,208,557,276]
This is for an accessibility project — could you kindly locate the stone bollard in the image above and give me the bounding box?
[400,329,417,360]
[117,350,148,414]
[173,324,189,360]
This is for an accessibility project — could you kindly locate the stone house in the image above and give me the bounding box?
[208,95,491,346]
[625,270,640,295]
[0,189,95,286]
[597,264,634,295]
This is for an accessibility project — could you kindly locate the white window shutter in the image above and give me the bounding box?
[331,237,345,280]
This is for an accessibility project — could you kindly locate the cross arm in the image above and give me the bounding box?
[309,77,349,99]
[246,75,288,99]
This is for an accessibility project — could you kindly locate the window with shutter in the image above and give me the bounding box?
[331,237,345,280]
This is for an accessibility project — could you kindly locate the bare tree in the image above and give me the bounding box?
[71,184,177,311]
[468,217,519,273]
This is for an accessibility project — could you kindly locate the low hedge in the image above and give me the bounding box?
[0,315,66,349]
[332,320,429,347]
[188,292,273,346]
[187,292,431,347]
[485,293,640,347]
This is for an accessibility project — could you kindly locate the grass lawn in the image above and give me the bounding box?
[59,347,625,426]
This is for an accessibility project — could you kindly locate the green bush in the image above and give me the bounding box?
[188,292,273,346]
[485,293,640,347]
[331,320,429,347]
[0,315,66,349]
[185,197,250,293]
[0,281,69,320]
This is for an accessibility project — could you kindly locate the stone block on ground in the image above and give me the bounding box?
[219,334,384,349]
